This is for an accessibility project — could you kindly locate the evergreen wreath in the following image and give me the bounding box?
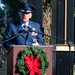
[16,46,49,75]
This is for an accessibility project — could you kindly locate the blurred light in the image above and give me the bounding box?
[0,3,5,10]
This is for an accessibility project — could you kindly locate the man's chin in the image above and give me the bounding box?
[22,20,28,23]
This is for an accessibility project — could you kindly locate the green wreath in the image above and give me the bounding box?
[16,46,49,75]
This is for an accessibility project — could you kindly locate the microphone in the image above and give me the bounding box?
[27,25,36,32]
[22,25,35,33]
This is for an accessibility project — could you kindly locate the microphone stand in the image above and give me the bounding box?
[68,43,72,75]
[28,27,73,75]
[1,31,26,44]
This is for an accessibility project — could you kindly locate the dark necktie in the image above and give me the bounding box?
[22,25,28,40]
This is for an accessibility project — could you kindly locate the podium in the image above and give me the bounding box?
[7,45,53,75]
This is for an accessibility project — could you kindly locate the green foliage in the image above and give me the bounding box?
[0,9,5,18]
[0,23,5,39]
[74,7,75,17]
[16,46,49,75]
[3,0,20,20]
[3,0,28,20]
[0,27,5,37]
[0,62,4,68]
[0,8,5,40]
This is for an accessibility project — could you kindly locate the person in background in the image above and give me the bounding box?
[2,2,44,51]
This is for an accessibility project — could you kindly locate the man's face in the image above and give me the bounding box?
[18,11,32,23]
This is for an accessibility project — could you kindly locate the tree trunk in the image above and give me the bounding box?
[42,0,52,45]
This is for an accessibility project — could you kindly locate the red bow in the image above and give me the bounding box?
[24,54,41,75]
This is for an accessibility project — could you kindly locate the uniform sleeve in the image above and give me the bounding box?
[2,22,14,51]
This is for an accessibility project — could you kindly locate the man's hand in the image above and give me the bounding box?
[32,38,39,46]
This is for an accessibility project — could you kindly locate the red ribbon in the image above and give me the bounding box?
[24,54,41,75]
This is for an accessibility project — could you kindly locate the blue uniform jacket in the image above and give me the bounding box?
[2,20,44,50]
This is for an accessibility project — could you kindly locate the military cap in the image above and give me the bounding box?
[18,2,36,13]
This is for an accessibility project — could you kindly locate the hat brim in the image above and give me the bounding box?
[20,9,32,13]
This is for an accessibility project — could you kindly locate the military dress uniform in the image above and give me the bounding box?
[2,20,44,50]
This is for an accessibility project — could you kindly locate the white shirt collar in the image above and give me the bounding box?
[21,21,29,28]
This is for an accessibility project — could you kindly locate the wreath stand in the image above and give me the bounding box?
[7,45,53,75]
